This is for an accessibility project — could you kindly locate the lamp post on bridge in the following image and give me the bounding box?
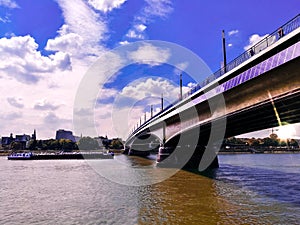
[161,93,164,111]
[180,74,183,100]
[150,105,153,118]
[222,30,227,73]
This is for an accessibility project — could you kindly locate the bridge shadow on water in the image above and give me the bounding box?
[122,153,300,207]
[185,164,300,207]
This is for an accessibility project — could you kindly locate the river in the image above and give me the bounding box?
[1,153,300,224]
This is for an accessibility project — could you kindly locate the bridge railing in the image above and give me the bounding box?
[131,14,300,135]
[186,13,300,98]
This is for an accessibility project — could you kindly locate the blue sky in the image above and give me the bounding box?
[0,0,299,139]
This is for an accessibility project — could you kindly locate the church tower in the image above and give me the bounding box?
[32,129,36,140]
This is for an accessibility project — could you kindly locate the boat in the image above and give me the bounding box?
[7,152,114,160]
[8,152,33,160]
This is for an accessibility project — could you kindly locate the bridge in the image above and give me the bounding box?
[125,14,300,170]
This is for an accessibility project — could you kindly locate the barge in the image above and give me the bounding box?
[7,152,114,160]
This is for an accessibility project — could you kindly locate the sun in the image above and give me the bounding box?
[276,124,297,140]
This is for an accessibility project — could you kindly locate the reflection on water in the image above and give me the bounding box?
[1,154,300,224]
[137,170,238,224]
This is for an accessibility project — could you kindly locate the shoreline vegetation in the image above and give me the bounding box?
[1,133,299,156]
[1,148,300,157]
[0,149,124,157]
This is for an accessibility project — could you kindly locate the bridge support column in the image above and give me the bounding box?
[157,145,219,170]
[183,145,219,170]
[128,148,151,157]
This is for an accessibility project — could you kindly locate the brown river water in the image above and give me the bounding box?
[1,153,300,224]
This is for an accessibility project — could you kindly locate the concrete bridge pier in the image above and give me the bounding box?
[128,147,151,157]
[125,133,161,157]
[157,138,219,170]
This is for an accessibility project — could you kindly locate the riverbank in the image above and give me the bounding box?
[219,147,300,154]
[0,149,124,157]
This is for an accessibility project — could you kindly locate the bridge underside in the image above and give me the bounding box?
[156,87,300,170]
[126,55,300,170]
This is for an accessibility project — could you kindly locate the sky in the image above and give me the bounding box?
[0,0,299,140]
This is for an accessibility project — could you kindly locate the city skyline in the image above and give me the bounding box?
[0,1,299,139]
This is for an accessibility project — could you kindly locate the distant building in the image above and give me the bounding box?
[94,136,106,148]
[1,130,36,149]
[55,129,75,142]
[1,133,14,147]
[15,134,31,149]
[32,129,37,140]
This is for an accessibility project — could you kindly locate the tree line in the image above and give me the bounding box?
[223,133,299,148]
[10,137,124,151]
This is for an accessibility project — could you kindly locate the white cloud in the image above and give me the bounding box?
[228,43,233,47]
[119,40,130,45]
[7,97,24,108]
[45,28,83,55]
[244,33,268,51]
[97,88,119,102]
[126,29,145,39]
[120,77,179,102]
[187,82,197,89]
[128,43,170,66]
[0,0,19,9]
[94,77,196,139]
[136,24,147,32]
[34,100,60,111]
[0,15,10,23]
[174,62,189,74]
[0,35,71,84]
[125,24,147,40]
[87,0,127,13]
[43,112,72,130]
[143,0,173,19]
[47,0,107,60]
[0,112,22,120]
[0,0,113,139]
[123,0,173,41]
[228,30,239,36]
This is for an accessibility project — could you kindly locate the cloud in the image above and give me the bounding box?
[34,100,60,111]
[48,0,107,60]
[123,0,173,41]
[0,35,71,84]
[0,0,112,139]
[174,62,189,74]
[119,40,130,45]
[0,0,19,9]
[143,0,173,19]
[228,30,239,36]
[0,15,10,23]
[7,97,24,108]
[136,24,147,32]
[187,82,197,89]
[120,77,179,102]
[0,112,22,120]
[97,88,118,102]
[74,108,93,117]
[43,112,72,129]
[45,27,83,55]
[126,29,145,39]
[228,43,233,47]
[244,33,268,51]
[87,0,127,13]
[128,43,170,66]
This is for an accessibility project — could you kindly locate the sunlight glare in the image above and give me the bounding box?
[276,124,297,140]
